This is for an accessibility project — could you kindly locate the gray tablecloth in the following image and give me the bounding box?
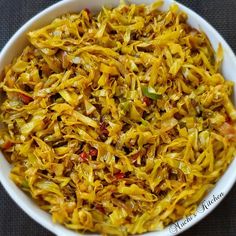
[0,0,236,235]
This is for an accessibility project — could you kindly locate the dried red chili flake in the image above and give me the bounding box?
[143,96,152,106]
[2,141,13,150]
[80,151,88,162]
[18,93,33,104]
[114,171,125,180]
[89,148,98,157]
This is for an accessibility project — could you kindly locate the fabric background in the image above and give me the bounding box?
[0,0,236,235]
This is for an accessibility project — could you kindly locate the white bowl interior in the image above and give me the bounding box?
[0,0,236,236]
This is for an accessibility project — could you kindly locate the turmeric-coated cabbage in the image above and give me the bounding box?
[0,1,236,235]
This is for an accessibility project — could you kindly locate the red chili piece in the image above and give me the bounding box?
[19,93,33,104]
[80,151,88,162]
[89,148,98,157]
[143,96,152,106]
[114,171,125,180]
[2,141,13,150]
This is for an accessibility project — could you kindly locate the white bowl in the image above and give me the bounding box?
[0,0,236,235]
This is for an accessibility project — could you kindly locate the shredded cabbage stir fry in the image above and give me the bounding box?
[0,1,236,235]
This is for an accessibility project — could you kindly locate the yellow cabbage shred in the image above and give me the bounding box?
[0,1,236,235]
